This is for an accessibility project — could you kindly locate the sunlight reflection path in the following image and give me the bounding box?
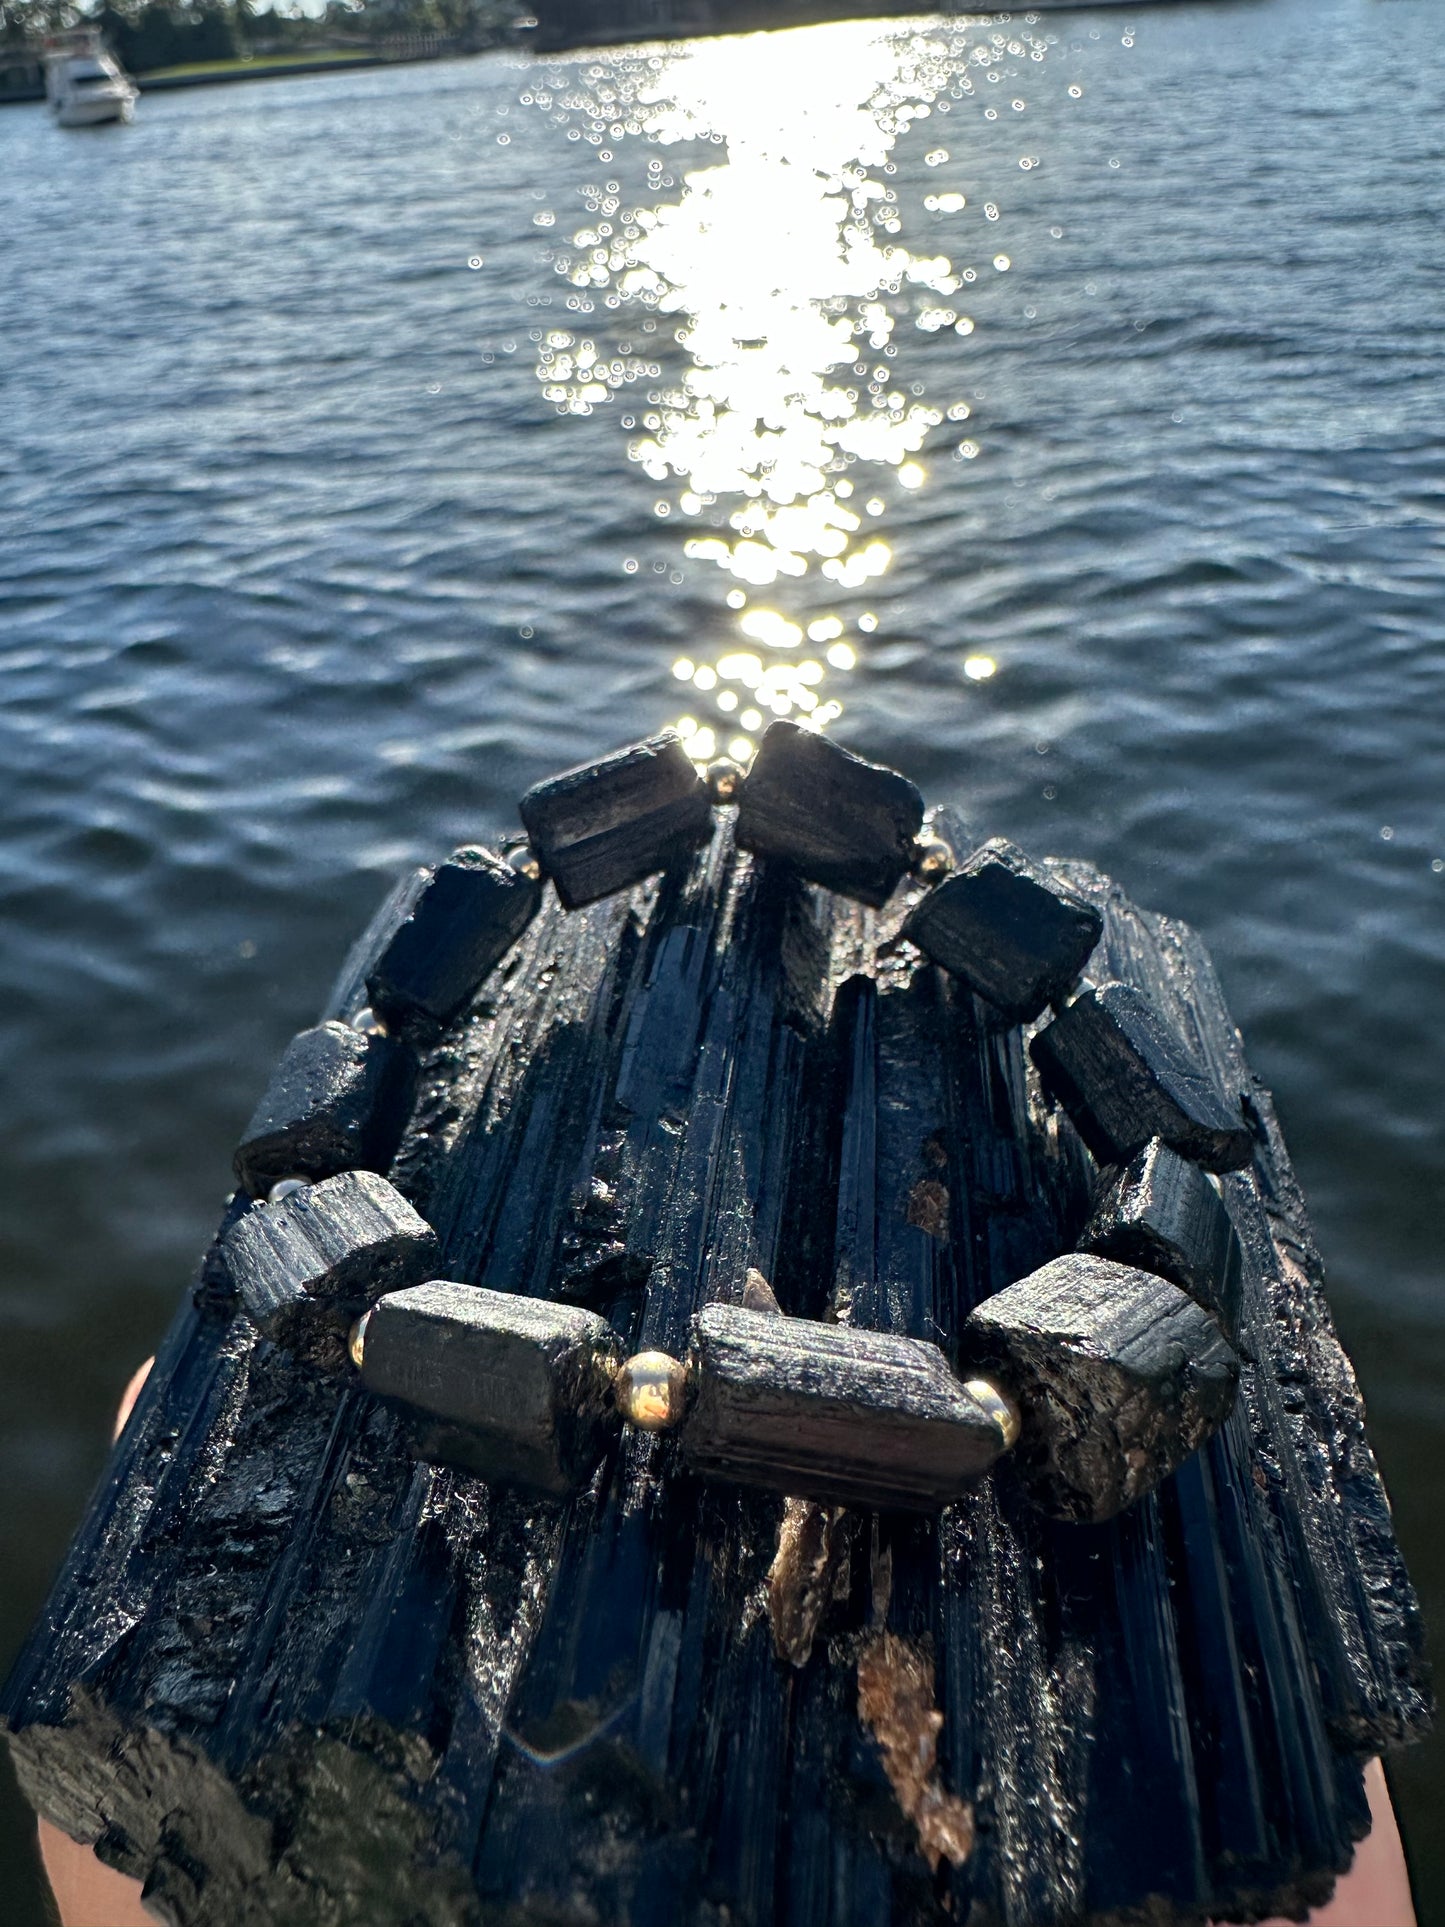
[519,17,1077,760]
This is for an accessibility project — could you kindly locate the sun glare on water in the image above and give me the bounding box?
[514,18,1079,761]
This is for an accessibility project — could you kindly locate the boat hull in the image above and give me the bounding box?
[54,92,134,127]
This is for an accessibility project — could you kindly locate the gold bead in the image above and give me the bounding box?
[963,1376,1021,1451]
[507,844,543,882]
[615,1350,690,1432]
[351,1006,387,1037]
[911,834,955,882]
[348,1311,371,1373]
[706,757,745,805]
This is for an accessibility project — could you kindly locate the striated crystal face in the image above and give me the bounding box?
[519,731,713,909]
[218,1169,440,1371]
[1079,1137,1244,1339]
[366,846,542,1038]
[684,1304,1011,1510]
[734,717,923,907]
[965,1252,1240,1523]
[903,837,1102,1023]
[362,1282,622,1494]
[234,1020,412,1200]
[1031,981,1254,1172]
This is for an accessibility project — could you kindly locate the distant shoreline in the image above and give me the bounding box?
[0,42,508,107]
[138,49,463,93]
[0,0,1170,106]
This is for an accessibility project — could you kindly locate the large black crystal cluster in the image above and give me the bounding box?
[216,721,1254,1525]
[8,721,1424,1927]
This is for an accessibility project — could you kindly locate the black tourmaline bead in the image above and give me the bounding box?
[231,1020,415,1199]
[681,1304,1012,1511]
[734,719,925,908]
[964,1252,1240,1523]
[1079,1137,1244,1339]
[361,1282,622,1495]
[216,1169,439,1368]
[366,847,542,1038]
[903,837,1103,1022]
[518,731,713,910]
[1030,981,1254,1173]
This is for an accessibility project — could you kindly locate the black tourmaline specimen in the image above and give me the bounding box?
[232,1019,415,1199]
[1,828,1430,1927]
[735,719,924,908]
[216,1169,439,1368]
[362,1282,622,1495]
[682,1304,1012,1510]
[964,1252,1240,1523]
[1031,981,1254,1172]
[366,847,541,1038]
[903,837,1103,1022]
[519,731,713,909]
[1079,1137,1244,1338]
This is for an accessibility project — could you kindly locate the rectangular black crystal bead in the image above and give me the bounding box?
[366,847,541,1039]
[216,1169,439,1369]
[518,732,713,910]
[734,720,924,908]
[361,1282,621,1496]
[232,1020,414,1199]
[1079,1137,1244,1339]
[1030,981,1254,1172]
[903,838,1102,1022]
[964,1252,1240,1523]
[681,1304,1010,1511]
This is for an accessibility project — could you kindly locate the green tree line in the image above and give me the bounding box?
[2,0,518,66]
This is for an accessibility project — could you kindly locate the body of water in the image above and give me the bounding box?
[1,2,1441,1918]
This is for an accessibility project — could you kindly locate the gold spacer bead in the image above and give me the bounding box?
[964,1376,1021,1451]
[348,1311,371,1373]
[911,833,956,882]
[615,1350,690,1432]
[507,844,543,882]
[706,757,745,805]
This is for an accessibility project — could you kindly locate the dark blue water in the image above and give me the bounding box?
[2,2,1441,1917]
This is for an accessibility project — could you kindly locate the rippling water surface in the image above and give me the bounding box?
[2,0,1442,1915]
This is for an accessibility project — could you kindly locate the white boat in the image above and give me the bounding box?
[43,29,138,128]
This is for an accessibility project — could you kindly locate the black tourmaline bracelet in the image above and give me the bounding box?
[216,719,1253,1527]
